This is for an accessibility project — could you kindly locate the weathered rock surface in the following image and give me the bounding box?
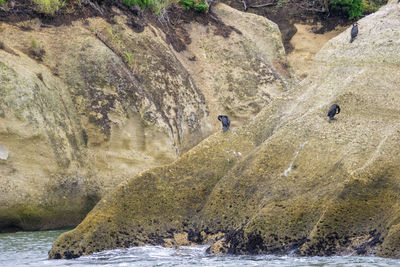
[0,4,288,231]
[49,2,400,259]
[174,5,292,129]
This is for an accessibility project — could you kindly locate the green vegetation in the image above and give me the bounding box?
[124,51,133,63]
[122,0,208,13]
[179,0,208,12]
[123,0,152,8]
[124,51,137,71]
[32,0,65,14]
[0,0,5,5]
[363,0,387,14]
[276,0,289,8]
[28,38,45,61]
[330,0,365,19]
[153,1,169,15]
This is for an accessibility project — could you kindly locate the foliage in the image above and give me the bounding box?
[124,51,137,71]
[32,0,65,14]
[153,0,168,15]
[0,0,5,5]
[330,0,365,19]
[28,38,45,61]
[193,3,207,12]
[363,0,386,14]
[276,0,289,8]
[179,0,193,10]
[123,0,152,8]
[124,51,133,63]
[179,0,208,12]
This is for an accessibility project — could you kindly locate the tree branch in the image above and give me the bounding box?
[240,0,248,11]
[248,2,276,8]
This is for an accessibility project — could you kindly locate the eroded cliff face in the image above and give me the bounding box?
[0,4,289,231]
[49,1,400,259]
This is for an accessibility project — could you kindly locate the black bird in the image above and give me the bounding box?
[327,104,341,123]
[217,115,230,132]
[350,22,358,43]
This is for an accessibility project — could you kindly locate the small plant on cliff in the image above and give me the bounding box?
[28,38,45,61]
[276,0,289,8]
[330,0,365,19]
[124,51,137,71]
[32,0,65,14]
[179,0,208,12]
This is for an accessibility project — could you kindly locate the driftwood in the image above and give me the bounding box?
[239,0,330,13]
[249,1,277,8]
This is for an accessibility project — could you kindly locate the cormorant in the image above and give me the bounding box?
[328,104,341,122]
[217,115,230,132]
[350,22,358,43]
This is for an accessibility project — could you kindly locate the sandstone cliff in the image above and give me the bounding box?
[0,4,289,231]
[49,1,400,259]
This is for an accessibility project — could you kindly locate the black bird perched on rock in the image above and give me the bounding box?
[350,22,358,43]
[218,115,230,132]
[328,104,341,123]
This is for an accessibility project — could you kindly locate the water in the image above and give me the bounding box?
[1,230,400,267]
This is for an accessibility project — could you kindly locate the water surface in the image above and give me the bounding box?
[1,230,400,266]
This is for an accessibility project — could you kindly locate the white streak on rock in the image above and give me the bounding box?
[0,145,9,160]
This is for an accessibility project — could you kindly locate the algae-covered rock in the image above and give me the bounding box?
[0,4,289,231]
[49,2,400,259]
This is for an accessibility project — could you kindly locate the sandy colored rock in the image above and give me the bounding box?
[49,2,400,259]
[174,4,291,129]
[0,4,289,231]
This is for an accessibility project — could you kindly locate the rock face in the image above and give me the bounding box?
[49,2,400,259]
[0,4,288,231]
[174,5,291,129]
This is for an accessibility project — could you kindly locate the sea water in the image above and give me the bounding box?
[1,230,400,267]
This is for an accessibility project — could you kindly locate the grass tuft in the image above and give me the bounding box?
[32,0,65,14]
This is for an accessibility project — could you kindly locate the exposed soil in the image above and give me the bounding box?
[0,0,146,30]
[149,3,242,52]
[287,23,346,78]
[0,0,240,53]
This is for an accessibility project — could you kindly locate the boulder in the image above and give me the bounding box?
[0,4,289,231]
[49,2,400,258]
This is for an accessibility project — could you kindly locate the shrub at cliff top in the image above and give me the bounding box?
[179,0,208,12]
[123,0,152,8]
[330,0,365,19]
